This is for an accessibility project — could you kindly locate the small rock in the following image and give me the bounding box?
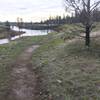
[56,79,62,84]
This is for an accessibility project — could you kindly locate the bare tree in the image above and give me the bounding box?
[17,17,23,32]
[5,21,11,40]
[5,21,10,31]
[65,0,100,47]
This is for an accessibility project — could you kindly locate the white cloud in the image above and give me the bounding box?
[0,0,68,22]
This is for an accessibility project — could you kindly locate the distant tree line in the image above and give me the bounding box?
[42,9,100,25]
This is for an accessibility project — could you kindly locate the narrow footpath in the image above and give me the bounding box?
[7,45,39,100]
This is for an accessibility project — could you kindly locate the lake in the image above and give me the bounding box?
[0,26,51,45]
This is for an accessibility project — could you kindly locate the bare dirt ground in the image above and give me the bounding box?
[7,45,39,100]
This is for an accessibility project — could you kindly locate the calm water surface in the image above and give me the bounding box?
[0,26,50,45]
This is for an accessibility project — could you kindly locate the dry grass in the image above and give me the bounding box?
[32,33,100,100]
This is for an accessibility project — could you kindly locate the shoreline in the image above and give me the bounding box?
[0,29,25,39]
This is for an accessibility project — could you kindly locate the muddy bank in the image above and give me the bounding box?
[0,29,24,39]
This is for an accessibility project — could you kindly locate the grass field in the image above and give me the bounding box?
[32,38,100,100]
[0,23,100,100]
[31,24,100,100]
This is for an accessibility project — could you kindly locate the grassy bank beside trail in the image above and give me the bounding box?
[0,36,45,99]
[31,24,100,100]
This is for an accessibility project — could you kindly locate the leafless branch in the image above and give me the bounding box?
[91,1,100,11]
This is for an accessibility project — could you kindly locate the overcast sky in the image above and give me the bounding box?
[0,0,68,22]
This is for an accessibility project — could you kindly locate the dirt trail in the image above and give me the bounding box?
[7,45,39,100]
[66,31,100,44]
[80,30,100,38]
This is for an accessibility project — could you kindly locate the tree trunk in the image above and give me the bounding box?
[85,26,90,47]
[85,0,91,47]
